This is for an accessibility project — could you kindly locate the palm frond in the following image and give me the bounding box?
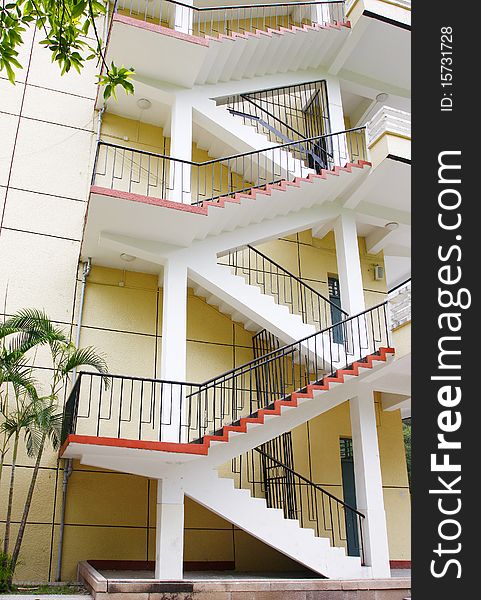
[4,309,68,345]
[24,425,44,458]
[62,346,110,389]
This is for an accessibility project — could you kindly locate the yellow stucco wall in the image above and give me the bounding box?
[1,52,407,582]
[0,227,405,582]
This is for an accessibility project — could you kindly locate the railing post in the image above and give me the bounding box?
[350,388,391,577]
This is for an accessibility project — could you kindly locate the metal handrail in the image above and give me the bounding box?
[247,244,348,314]
[199,299,389,388]
[62,301,390,445]
[231,443,365,560]
[115,0,344,15]
[93,126,367,205]
[97,126,364,167]
[254,446,363,517]
[218,244,347,333]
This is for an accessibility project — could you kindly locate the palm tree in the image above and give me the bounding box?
[0,309,109,582]
[4,309,109,574]
[1,393,46,555]
[0,319,45,491]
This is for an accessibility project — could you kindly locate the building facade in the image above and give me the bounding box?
[0,0,411,589]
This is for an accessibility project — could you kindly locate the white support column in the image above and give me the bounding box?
[350,389,391,578]
[155,478,185,580]
[333,211,365,316]
[325,78,349,167]
[168,97,192,203]
[161,259,188,442]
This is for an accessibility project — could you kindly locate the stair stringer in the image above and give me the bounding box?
[60,351,394,480]
[193,100,311,183]
[184,469,372,579]
[190,259,317,340]
[176,348,394,474]
[189,259,350,376]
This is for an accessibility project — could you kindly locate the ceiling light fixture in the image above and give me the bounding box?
[385,222,399,231]
[137,98,152,110]
[376,93,389,103]
[120,253,136,262]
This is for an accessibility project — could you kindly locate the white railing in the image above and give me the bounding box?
[367,106,411,146]
[388,279,411,330]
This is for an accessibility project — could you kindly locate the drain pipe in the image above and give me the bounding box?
[56,258,92,581]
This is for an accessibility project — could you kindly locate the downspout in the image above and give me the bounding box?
[56,257,91,581]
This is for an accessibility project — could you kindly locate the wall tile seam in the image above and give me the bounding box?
[76,324,253,349]
[6,186,89,203]
[0,226,82,243]
[0,78,97,102]
[0,110,96,133]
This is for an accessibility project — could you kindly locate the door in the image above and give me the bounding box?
[328,276,344,344]
[340,438,360,557]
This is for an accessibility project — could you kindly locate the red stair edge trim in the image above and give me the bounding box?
[112,12,350,48]
[60,348,394,459]
[91,161,372,217]
[59,434,209,458]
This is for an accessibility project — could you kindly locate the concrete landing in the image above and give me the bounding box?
[79,561,411,600]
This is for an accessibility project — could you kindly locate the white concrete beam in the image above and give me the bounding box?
[365,226,395,255]
[328,17,369,75]
[311,220,334,240]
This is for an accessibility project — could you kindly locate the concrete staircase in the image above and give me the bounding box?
[185,469,370,579]
[108,13,351,87]
[190,259,316,341]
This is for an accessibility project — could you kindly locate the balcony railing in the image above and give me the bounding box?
[114,1,347,38]
[388,278,411,329]
[62,302,390,445]
[92,127,367,205]
[367,106,411,147]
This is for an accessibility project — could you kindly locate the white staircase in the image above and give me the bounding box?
[185,469,371,579]
[190,259,316,342]
[108,14,350,87]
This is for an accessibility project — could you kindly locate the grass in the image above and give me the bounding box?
[9,583,88,595]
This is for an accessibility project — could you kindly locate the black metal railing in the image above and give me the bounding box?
[61,374,202,445]
[218,244,348,331]
[231,444,365,560]
[191,301,389,440]
[218,80,331,149]
[92,128,367,205]
[114,1,346,38]
[62,302,390,446]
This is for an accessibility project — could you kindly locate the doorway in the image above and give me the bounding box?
[328,276,344,344]
[340,437,360,557]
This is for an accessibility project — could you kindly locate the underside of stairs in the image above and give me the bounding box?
[107,12,351,87]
